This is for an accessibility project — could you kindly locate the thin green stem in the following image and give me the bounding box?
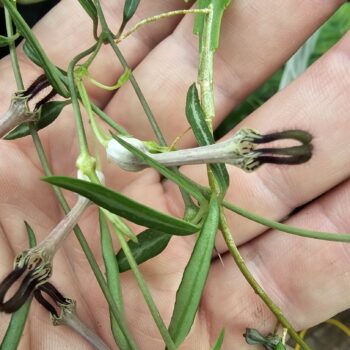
[116,9,210,44]
[196,6,222,198]
[198,4,214,127]
[83,36,103,68]
[93,0,111,34]
[91,103,129,135]
[223,200,350,242]
[76,78,110,147]
[67,43,98,156]
[219,209,312,350]
[30,127,138,350]
[4,8,24,90]
[113,227,177,350]
[107,33,167,146]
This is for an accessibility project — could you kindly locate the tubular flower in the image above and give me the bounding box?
[106,128,313,172]
[0,196,90,313]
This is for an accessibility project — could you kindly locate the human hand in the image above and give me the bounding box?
[0,1,349,349]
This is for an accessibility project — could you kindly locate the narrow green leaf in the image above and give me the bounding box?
[78,0,97,21]
[0,223,37,350]
[168,196,219,346]
[116,229,171,273]
[0,33,19,47]
[23,41,69,84]
[99,211,131,350]
[5,100,70,140]
[43,176,199,235]
[123,0,140,23]
[77,0,98,39]
[211,329,225,350]
[24,221,37,247]
[194,0,232,51]
[113,135,206,203]
[23,40,43,67]
[185,83,229,193]
[3,0,68,97]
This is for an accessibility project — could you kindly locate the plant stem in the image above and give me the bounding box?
[93,0,110,35]
[91,103,129,135]
[4,8,24,90]
[67,43,99,156]
[222,200,350,242]
[113,227,177,350]
[219,209,312,350]
[116,9,210,43]
[76,78,110,147]
[198,4,215,127]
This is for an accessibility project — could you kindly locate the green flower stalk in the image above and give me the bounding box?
[106,128,313,172]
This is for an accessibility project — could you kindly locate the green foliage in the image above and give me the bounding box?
[311,4,350,64]
[194,0,232,51]
[99,212,131,350]
[5,100,70,140]
[116,229,171,272]
[43,176,199,235]
[168,196,219,347]
[77,0,98,39]
[123,0,140,24]
[186,83,229,194]
[211,329,225,350]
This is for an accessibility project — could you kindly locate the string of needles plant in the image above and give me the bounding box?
[0,1,349,349]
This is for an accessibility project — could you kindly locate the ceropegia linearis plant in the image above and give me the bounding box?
[0,1,350,350]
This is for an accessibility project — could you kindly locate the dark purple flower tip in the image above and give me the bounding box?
[34,282,70,318]
[18,74,57,110]
[244,130,313,170]
[0,252,52,313]
[253,130,313,146]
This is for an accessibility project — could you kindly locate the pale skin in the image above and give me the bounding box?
[0,0,350,349]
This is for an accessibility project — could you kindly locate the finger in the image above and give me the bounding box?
[199,177,350,349]
[164,29,350,252]
[105,0,344,143]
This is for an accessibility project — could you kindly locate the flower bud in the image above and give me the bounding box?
[106,136,149,172]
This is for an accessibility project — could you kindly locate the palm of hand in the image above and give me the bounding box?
[1,1,350,349]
